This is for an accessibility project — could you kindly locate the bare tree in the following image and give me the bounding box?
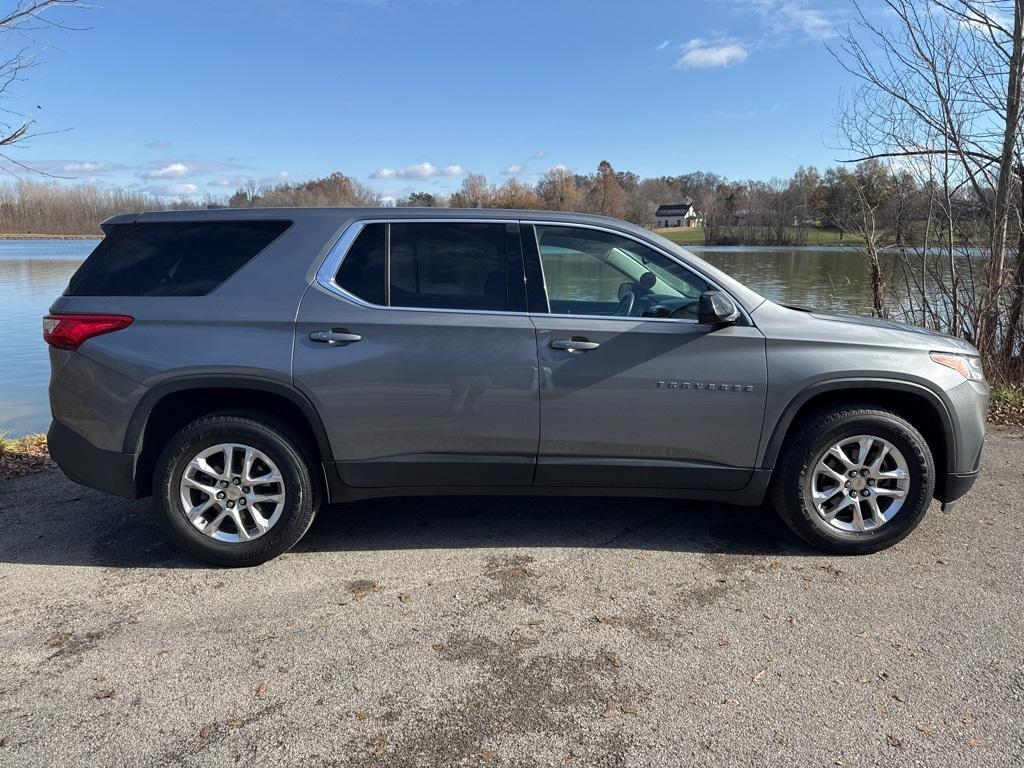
[229,172,379,208]
[448,174,493,208]
[585,160,626,218]
[834,0,1024,370]
[537,166,581,211]
[0,1,86,175]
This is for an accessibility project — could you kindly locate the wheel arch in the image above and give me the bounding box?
[126,376,333,498]
[762,379,956,496]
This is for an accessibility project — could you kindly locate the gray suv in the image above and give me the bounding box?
[44,209,987,566]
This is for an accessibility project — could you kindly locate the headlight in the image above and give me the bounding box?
[930,352,985,381]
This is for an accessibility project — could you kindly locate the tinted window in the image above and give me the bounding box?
[389,223,517,311]
[335,223,386,305]
[535,226,708,319]
[66,220,290,297]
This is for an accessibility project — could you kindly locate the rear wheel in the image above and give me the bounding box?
[771,406,934,554]
[155,413,319,567]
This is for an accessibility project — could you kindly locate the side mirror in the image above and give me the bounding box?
[697,290,740,325]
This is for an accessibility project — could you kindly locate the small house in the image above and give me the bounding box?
[655,198,703,228]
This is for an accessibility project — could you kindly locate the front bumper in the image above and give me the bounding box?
[940,470,979,508]
[47,420,141,499]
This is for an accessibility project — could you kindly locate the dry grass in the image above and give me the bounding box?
[0,433,54,481]
[989,385,1024,428]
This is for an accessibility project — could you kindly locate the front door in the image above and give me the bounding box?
[294,220,539,487]
[525,223,767,490]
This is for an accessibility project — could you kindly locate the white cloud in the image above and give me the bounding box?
[63,161,119,173]
[209,175,254,188]
[655,39,669,51]
[741,0,836,41]
[955,5,1011,34]
[547,164,571,174]
[24,159,127,176]
[371,162,464,180]
[502,164,524,175]
[145,182,199,197]
[674,38,749,69]
[401,162,438,178]
[714,102,784,120]
[145,140,171,150]
[140,162,189,179]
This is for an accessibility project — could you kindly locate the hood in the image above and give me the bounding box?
[757,301,978,354]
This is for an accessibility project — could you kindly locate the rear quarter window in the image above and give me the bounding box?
[65,220,291,297]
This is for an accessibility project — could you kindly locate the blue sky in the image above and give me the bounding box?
[10,0,859,201]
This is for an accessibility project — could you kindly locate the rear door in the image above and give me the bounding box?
[523,223,767,490]
[293,219,540,488]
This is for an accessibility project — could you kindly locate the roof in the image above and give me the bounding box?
[102,207,637,229]
[655,204,697,217]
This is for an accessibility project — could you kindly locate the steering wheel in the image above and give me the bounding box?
[613,291,635,316]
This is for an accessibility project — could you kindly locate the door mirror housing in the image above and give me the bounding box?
[697,290,740,325]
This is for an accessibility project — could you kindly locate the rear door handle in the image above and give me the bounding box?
[550,338,600,352]
[310,330,362,345]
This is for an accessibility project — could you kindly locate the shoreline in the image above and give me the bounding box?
[0,233,99,240]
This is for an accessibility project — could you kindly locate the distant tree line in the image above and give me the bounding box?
[0,159,1013,248]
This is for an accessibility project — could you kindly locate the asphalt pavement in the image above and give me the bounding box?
[1,429,1022,767]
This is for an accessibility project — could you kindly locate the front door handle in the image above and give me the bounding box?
[550,338,600,353]
[310,329,362,345]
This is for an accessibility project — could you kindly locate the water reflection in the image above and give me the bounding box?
[0,241,966,437]
[0,240,95,437]
[692,246,974,317]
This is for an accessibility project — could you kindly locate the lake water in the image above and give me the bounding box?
[0,240,948,437]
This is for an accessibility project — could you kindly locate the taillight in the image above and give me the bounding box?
[43,313,134,351]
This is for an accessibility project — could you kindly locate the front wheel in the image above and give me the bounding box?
[154,413,320,567]
[771,406,935,554]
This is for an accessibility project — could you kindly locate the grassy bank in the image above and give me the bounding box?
[989,385,1024,427]
[656,225,862,246]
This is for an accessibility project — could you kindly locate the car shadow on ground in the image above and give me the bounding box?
[0,475,814,569]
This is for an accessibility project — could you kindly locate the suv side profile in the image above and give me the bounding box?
[45,209,987,566]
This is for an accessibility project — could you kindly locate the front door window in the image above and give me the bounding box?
[533,225,709,320]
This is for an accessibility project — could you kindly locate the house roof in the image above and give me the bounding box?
[655,203,697,217]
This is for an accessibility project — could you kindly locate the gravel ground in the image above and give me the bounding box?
[0,429,1021,767]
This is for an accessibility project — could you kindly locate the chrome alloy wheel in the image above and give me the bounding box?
[178,443,286,543]
[804,435,910,533]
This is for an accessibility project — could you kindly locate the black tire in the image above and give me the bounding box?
[154,412,320,567]
[770,406,935,554]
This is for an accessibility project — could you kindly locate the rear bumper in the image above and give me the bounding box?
[47,420,140,499]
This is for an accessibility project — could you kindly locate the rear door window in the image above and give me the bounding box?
[390,223,520,311]
[333,221,526,312]
[65,220,291,297]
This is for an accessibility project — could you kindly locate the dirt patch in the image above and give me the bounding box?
[482,554,545,605]
[367,631,648,766]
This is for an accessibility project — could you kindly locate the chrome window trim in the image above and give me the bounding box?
[522,220,754,327]
[314,217,753,326]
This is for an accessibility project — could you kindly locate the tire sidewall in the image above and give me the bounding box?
[156,418,316,566]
